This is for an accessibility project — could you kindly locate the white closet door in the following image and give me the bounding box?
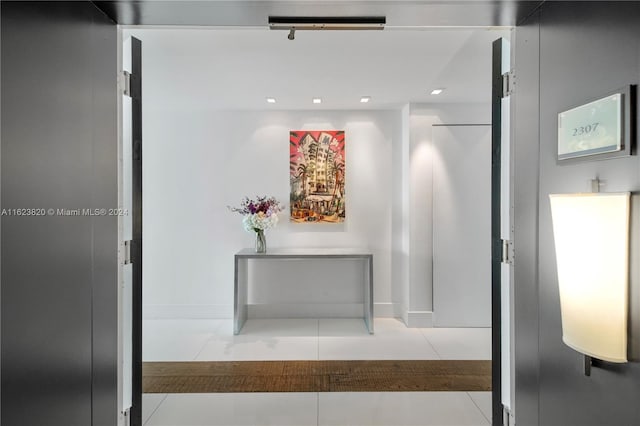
[432,125,491,327]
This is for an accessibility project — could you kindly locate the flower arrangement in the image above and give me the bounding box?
[228,196,284,232]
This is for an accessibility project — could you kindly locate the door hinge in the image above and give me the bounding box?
[121,70,132,97]
[122,408,131,426]
[124,240,133,264]
[502,70,515,98]
[501,239,514,264]
[503,405,515,426]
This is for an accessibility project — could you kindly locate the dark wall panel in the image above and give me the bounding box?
[514,2,640,425]
[513,9,541,426]
[1,2,118,425]
[89,5,119,426]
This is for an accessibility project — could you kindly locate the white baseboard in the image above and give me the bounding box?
[404,310,434,328]
[374,302,400,318]
[143,304,232,319]
[248,303,363,318]
[143,303,402,320]
[400,304,409,325]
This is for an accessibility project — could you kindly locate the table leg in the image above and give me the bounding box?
[234,256,248,334]
[364,255,374,334]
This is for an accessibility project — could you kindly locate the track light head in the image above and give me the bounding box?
[269,16,386,36]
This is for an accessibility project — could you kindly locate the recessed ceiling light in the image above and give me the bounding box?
[431,88,444,95]
[266,97,276,103]
[360,96,371,103]
[312,97,322,104]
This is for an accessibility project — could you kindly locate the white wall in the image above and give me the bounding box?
[142,101,492,323]
[142,106,398,318]
[404,103,490,326]
[392,105,412,323]
[129,28,500,324]
[432,125,492,326]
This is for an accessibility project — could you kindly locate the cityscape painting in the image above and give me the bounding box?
[290,130,346,223]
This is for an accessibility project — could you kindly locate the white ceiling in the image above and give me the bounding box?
[126,27,510,110]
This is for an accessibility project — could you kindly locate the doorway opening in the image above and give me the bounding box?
[120,26,513,426]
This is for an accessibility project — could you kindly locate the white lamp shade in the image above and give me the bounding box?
[549,192,630,363]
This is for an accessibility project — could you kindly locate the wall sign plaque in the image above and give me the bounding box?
[557,85,634,162]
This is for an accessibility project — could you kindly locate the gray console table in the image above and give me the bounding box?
[234,248,374,335]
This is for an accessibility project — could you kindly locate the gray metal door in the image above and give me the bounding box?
[127,36,144,426]
[491,36,513,426]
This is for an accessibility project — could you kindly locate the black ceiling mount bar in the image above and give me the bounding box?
[268,16,386,31]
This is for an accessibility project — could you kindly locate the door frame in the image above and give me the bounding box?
[118,27,514,426]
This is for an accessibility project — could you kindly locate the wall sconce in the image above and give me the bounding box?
[549,192,630,368]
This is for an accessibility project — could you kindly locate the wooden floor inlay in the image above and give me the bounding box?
[143,360,491,393]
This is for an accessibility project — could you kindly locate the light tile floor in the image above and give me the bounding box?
[143,318,492,426]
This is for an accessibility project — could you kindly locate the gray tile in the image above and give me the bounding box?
[420,328,492,360]
[146,393,317,426]
[468,392,492,423]
[319,392,490,426]
[142,393,167,425]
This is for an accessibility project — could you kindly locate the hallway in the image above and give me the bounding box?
[142,318,491,425]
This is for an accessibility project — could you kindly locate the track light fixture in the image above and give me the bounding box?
[269,16,386,40]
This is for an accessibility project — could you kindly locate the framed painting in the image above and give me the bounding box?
[290,130,345,223]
